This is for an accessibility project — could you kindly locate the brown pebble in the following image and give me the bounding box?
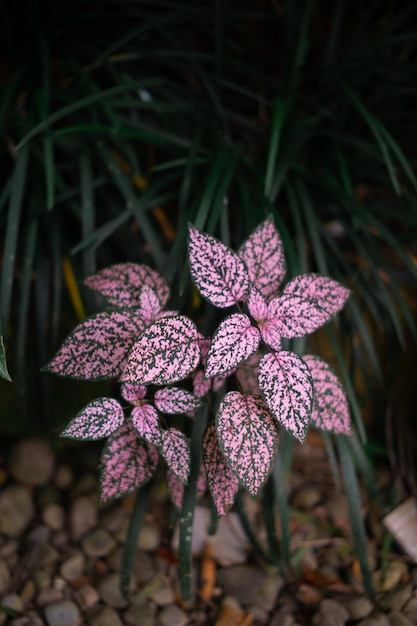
[73,583,100,611]
[36,586,63,606]
[42,503,65,531]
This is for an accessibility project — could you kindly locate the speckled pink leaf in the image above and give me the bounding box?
[120,383,147,404]
[121,315,200,385]
[259,319,282,351]
[193,370,212,398]
[161,428,190,484]
[247,287,268,322]
[154,387,202,414]
[216,392,278,496]
[266,295,329,338]
[258,351,313,443]
[238,215,286,300]
[188,225,250,308]
[131,403,162,447]
[61,397,124,441]
[205,314,260,378]
[138,284,162,325]
[202,423,239,515]
[236,351,262,395]
[99,421,159,503]
[283,274,350,317]
[45,311,146,381]
[84,262,169,308]
[167,463,206,509]
[302,355,351,435]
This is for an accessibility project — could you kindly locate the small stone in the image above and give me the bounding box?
[217,565,284,610]
[81,528,117,558]
[0,540,18,559]
[137,524,160,551]
[44,600,80,626]
[389,611,416,626]
[97,573,128,608]
[0,558,10,594]
[1,593,24,613]
[292,487,322,510]
[20,579,36,605]
[10,615,45,626]
[149,581,175,606]
[387,583,414,611]
[100,506,129,534]
[54,465,74,489]
[374,562,408,592]
[344,596,373,620]
[403,596,417,622]
[318,599,349,626]
[359,616,390,626]
[36,587,63,606]
[158,604,189,626]
[42,504,65,531]
[0,486,34,537]
[10,439,54,486]
[123,603,157,626]
[87,605,123,626]
[70,496,97,541]
[73,584,100,611]
[133,550,157,584]
[60,551,85,582]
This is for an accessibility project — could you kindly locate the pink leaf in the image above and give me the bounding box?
[138,284,163,325]
[154,387,202,414]
[61,397,124,441]
[216,392,278,496]
[258,351,313,443]
[120,383,147,404]
[247,287,268,322]
[283,274,350,316]
[99,421,159,503]
[205,314,260,378]
[188,225,250,308]
[266,295,330,339]
[236,351,262,395]
[167,463,206,509]
[193,370,212,398]
[121,315,200,385]
[161,428,191,484]
[238,215,286,300]
[84,262,169,308]
[45,311,146,381]
[259,318,282,351]
[302,355,351,435]
[131,404,162,447]
[202,423,239,515]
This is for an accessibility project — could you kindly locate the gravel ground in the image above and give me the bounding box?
[0,436,416,626]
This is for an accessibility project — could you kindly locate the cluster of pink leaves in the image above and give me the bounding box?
[45,216,352,515]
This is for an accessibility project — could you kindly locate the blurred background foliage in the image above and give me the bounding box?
[0,0,416,475]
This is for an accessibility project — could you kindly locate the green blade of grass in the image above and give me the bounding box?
[337,435,376,600]
[321,431,341,490]
[264,97,286,200]
[0,324,11,382]
[80,154,96,278]
[0,144,30,339]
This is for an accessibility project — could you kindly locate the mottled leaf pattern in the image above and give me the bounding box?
[258,351,313,443]
[202,424,239,515]
[216,393,278,496]
[266,295,329,338]
[247,287,268,322]
[45,311,146,380]
[131,404,162,447]
[188,225,250,307]
[154,387,202,414]
[238,215,286,300]
[302,355,351,435]
[121,383,147,404]
[283,274,350,317]
[99,421,159,503]
[161,428,191,484]
[122,315,200,385]
[193,370,212,398]
[259,318,282,351]
[205,314,260,378]
[138,284,163,325]
[84,262,169,308]
[61,397,124,441]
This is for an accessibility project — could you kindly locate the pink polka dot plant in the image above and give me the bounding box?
[45,214,352,522]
